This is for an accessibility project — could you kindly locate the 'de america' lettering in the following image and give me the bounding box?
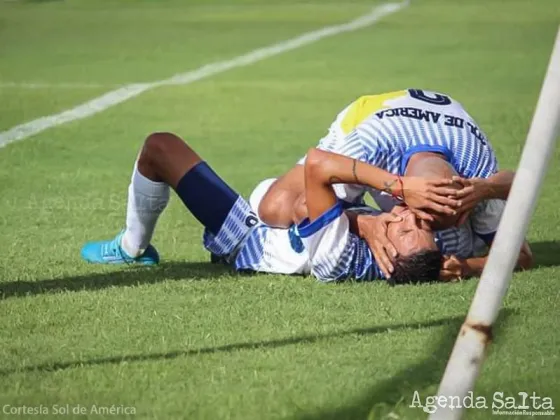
[376,107,441,123]
[376,107,487,145]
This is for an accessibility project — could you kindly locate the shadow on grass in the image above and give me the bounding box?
[297,309,515,420]
[529,240,560,269]
[0,261,239,300]
[2,240,556,301]
[0,315,469,377]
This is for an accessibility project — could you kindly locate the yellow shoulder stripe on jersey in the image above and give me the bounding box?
[340,90,407,135]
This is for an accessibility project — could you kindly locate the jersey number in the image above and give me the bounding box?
[409,89,451,106]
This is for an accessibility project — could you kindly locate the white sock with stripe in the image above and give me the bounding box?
[121,164,170,257]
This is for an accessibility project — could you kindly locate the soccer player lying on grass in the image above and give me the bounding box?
[256,88,533,279]
[80,132,462,284]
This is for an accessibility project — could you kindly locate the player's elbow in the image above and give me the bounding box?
[304,148,328,182]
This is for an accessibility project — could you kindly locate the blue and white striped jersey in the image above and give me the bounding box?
[299,89,499,206]
[298,202,383,282]
[315,89,498,178]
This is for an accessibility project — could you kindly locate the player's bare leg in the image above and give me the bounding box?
[136,132,203,187]
[117,132,204,259]
[257,165,305,228]
[81,132,245,265]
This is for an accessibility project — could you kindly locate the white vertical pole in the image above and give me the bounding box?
[429,26,560,420]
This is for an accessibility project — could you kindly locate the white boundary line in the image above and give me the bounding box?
[0,2,408,149]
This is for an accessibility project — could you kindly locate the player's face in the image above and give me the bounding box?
[386,206,437,257]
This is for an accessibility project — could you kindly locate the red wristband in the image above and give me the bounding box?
[392,176,404,200]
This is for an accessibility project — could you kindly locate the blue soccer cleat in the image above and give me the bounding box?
[81,231,159,265]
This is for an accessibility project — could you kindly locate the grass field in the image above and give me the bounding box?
[1,0,560,419]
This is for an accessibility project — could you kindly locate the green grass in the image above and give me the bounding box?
[1,0,560,419]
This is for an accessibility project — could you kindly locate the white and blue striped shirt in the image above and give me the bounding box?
[334,89,498,179]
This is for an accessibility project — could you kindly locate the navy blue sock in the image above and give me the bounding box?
[175,161,240,236]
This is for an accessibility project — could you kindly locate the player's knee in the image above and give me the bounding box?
[258,193,288,227]
[144,132,179,157]
[258,189,298,228]
[140,132,184,168]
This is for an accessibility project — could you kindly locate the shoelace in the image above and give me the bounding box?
[103,236,132,265]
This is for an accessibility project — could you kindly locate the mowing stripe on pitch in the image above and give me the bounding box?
[0,1,408,149]
[0,82,113,89]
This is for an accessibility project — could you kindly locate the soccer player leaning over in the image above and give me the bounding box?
[80,132,463,284]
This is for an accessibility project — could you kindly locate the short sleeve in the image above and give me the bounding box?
[470,199,506,244]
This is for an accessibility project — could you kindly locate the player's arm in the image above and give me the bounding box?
[453,170,515,219]
[483,170,515,199]
[289,186,371,228]
[440,241,533,281]
[303,148,460,221]
[299,149,400,282]
[464,241,533,275]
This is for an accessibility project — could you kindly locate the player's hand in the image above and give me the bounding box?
[400,176,460,221]
[439,255,467,282]
[357,213,402,279]
[451,176,491,224]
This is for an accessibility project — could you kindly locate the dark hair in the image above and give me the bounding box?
[388,250,443,286]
